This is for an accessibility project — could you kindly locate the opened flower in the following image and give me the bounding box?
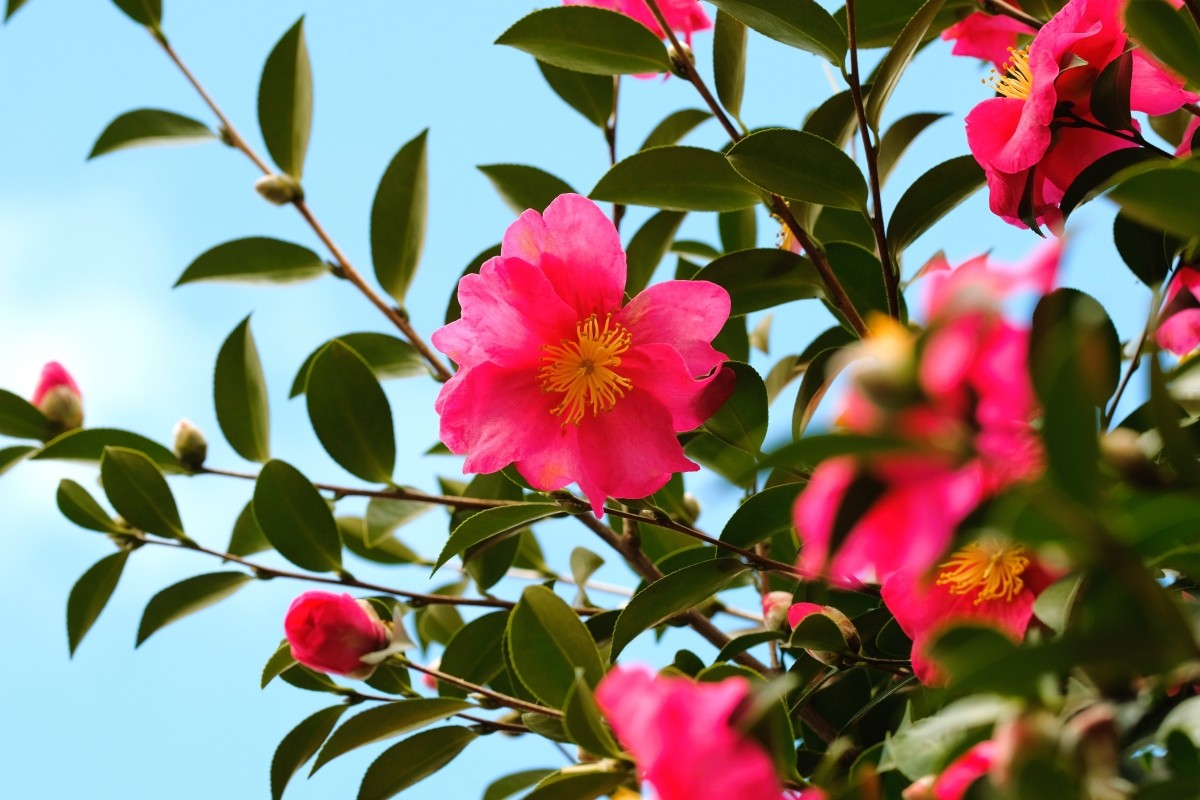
[564,0,712,42]
[32,361,83,431]
[903,740,1000,799]
[1157,267,1200,356]
[433,194,733,515]
[595,666,785,800]
[284,591,391,679]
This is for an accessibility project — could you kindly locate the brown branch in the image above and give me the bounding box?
[401,659,562,719]
[607,75,625,232]
[980,0,1043,28]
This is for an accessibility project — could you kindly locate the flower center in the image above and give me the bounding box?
[985,47,1033,100]
[538,314,633,426]
[935,539,1030,605]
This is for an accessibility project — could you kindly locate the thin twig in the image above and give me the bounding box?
[350,691,530,734]
[401,659,563,719]
[607,75,625,232]
[980,0,1043,28]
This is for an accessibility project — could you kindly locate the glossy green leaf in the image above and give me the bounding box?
[57,478,122,534]
[175,237,326,287]
[1090,49,1134,131]
[483,770,557,800]
[0,389,51,440]
[5,0,29,21]
[788,611,849,652]
[877,112,947,184]
[569,547,604,608]
[1114,212,1176,288]
[371,129,429,304]
[591,146,762,212]
[523,771,625,800]
[728,129,867,211]
[718,630,786,662]
[0,445,34,477]
[507,585,605,707]
[33,428,183,472]
[290,332,429,397]
[312,698,474,774]
[1058,148,1164,220]
[305,341,395,483]
[100,446,185,539]
[537,61,614,128]
[719,207,757,253]
[758,433,910,471]
[792,348,846,436]
[341,516,422,565]
[438,611,510,699]
[1125,1,1200,88]
[363,497,431,548]
[279,663,347,695]
[496,7,669,75]
[110,0,160,28]
[813,207,875,250]
[708,0,846,65]
[271,706,348,800]
[433,504,562,572]
[626,210,687,294]
[136,572,253,646]
[611,558,750,658]
[1108,164,1200,240]
[694,248,824,315]
[229,500,271,557]
[88,109,213,159]
[704,361,768,458]
[66,551,129,656]
[886,154,984,254]
[864,0,946,130]
[258,17,312,178]
[803,87,861,149]
[713,11,748,124]
[834,0,973,48]
[885,697,1010,780]
[720,483,803,550]
[253,459,342,572]
[214,316,270,463]
[478,163,574,215]
[261,641,296,688]
[562,675,622,758]
[358,727,476,800]
[640,109,712,151]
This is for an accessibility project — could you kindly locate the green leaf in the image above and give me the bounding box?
[483,770,557,800]
[1090,49,1134,132]
[886,154,984,255]
[363,497,431,548]
[1058,148,1164,221]
[562,675,622,758]
[537,61,614,128]
[626,210,687,295]
[720,483,804,550]
[438,611,510,699]
[792,348,846,436]
[280,663,348,695]
[88,109,213,159]
[708,0,847,66]
[258,17,312,179]
[312,698,474,774]
[33,428,183,472]
[228,500,272,557]
[804,87,861,149]
[290,332,429,397]
[1114,212,1177,287]
[728,129,868,211]
[718,630,786,662]
[5,0,30,22]
[1032,574,1082,634]
[433,504,562,573]
[253,459,343,572]
[569,547,605,608]
[357,727,476,800]
[136,572,253,646]
[66,551,129,656]
[610,558,750,658]
[523,771,625,800]
[864,0,946,130]
[877,112,947,184]
[719,208,757,253]
[341,515,422,565]
[1125,1,1200,88]
[640,109,712,151]
[885,697,1010,780]
[214,316,270,463]
[261,641,296,688]
[0,389,51,440]
[100,446,185,539]
[175,237,326,287]
[57,478,122,534]
[271,706,348,800]
[478,163,575,215]
[591,146,762,212]
[694,248,824,315]
[834,0,973,48]
[1108,164,1200,240]
[788,611,849,652]
[371,129,429,304]
[110,0,160,28]
[305,341,395,483]
[703,361,768,458]
[496,7,669,75]
[758,433,910,471]
[713,11,748,123]
[0,445,34,477]
[507,585,606,708]
[814,207,875,249]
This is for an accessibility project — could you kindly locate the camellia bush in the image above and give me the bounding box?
[5,0,1200,798]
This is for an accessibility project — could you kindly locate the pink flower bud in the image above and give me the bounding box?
[32,361,83,432]
[172,418,208,470]
[762,591,793,630]
[284,591,390,679]
[786,602,862,666]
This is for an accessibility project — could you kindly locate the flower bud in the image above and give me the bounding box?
[762,591,793,630]
[255,173,304,205]
[172,418,208,470]
[667,41,694,78]
[32,361,83,432]
[284,591,391,679]
[786,602,862,666]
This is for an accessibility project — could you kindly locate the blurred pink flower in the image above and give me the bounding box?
[942,9,1035,69]
[284,591,390,679]
[1177,115,1199,157]
[595,666,785,800]
[32,361,83,431]
[433,194,733,515]
[932,740,999,799]
[564,0,712,42]
[1157,266,1200,355]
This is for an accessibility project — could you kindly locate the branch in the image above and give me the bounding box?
[606,76,625,232]
[980,0,1044,28]
[401,659,563,719]
[350,691,531,734]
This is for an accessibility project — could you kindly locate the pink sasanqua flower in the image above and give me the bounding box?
[1157,266,1200,355]
[32,361,83,431]
[881,537,1058,685]
[966,0,1195,228]
[433,194,733,515]
[595,666,786,800]
[564,0,712,43]
[284,591,391,679]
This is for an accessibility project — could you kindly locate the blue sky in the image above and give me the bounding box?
[0,1,1154,798]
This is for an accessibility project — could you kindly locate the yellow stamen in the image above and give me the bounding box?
[538,314,633,426]
[935,539,1030,605]
[984,46,1033,100]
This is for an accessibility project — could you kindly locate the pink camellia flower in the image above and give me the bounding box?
[880,537,1058,685]
[929,740,1000,799]
[433,194,734,515]
[595,666,786,800]
[564,0,712,43]
[942,8,1035,70]
[966,0,1196,228]
[1156,266,1200,355]
[284,591,390,679]
[32,361,83,431]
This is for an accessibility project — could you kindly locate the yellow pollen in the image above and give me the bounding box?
[935,539,1030,605]
[538,314,633,426]
[984,46,1033,100]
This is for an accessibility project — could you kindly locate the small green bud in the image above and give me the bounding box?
[172,418,208,470]
[667,42,694,78]
[254,173,304,205]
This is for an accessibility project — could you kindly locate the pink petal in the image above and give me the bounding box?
[941,12,1035,69]
[1157,308,1200,355]
[786,602,825,629]
[966,97,1049,175]
[1130,49,1199,115]
[619,280,731,376]
[934,741,998,800]
[621,343,734,431]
